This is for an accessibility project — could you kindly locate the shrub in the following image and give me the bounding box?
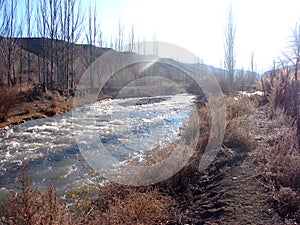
[261,76,272,95]
[97,188,176,224]
[258,68,300,222]
[69,182,177,225]
[224,117,255,151]
[226,96,252,120]
[273,187,300,218]
[268,69,300,133]
[0,87,18,123]
[223,96,255,151]
[1,168,177,225]
[257,109,300,222]
[1,166,71,225]
[259,111,300,190]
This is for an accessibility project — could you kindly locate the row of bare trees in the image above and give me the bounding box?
[0,0,152,91]
[0,0,84,90]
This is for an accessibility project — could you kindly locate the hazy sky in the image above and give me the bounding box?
[85,0,300,72]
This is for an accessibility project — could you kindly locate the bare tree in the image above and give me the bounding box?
[69,0,83,89]
[248,50,257,85]
[85,1,101,89]
[152,31,158,56]
[224,4,236,93]
[56,0,69,86]
[0,0,6,35]
[250,50,255,74]
[47,0,60,85]
[0,0,6,85]
[117,19,124,52]
[3,0,20,86]
[128,24,135,52]
[98,30,103,47]
[143,38,147,55]
[37,0,49,91]
[286,22,300,80]
[25,0,32,84]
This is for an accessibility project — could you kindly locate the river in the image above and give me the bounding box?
[0,94,196,201]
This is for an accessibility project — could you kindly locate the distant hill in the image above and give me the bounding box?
[0,37,258,95]
[262,65,299,79]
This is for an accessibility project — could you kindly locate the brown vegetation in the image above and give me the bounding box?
[224,96,255,151]
[1,168,177,225]
[0,85,73,128]
[257,109,300,222]
[256,69,300,223]
[1,166,71,225]
[0,87,18,123]
[1,91,267,224]
[72,183,176,224]
[0,101,213,224]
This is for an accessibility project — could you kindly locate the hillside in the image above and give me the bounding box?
[0,37,258,92]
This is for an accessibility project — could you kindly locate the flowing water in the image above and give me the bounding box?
[0,94,196,201]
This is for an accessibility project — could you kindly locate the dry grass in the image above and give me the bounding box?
[271,187,300,221]
[1,167,177,225]
[257,69,300,222]
[226,96,252,120]
[224,117,255,151]
[1,94,267,224]
[269,69,299,123]
[261,76,272,95]
[224,96,255,151]
[258,110,300,190]
[1,166,71,225]
[95,187,176,224]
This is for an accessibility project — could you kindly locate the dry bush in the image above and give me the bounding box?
[224,117,255,151]
[98,188,175,224]
[71,183,133,224]
[272,187,300,218]
[224,96,255,151]
[217,75,231,95]
[1,166,71,225]
[257,69,300,222]
[0,87,19,122]
[226,96,252,120]
[249,94,269,108]
[71,183,176,225]
[259,111,300,190]
[257,109,300,221]
[269,70,299,120]
[25,85,44,102]
[2,169,177,225]
[261,76,272,95]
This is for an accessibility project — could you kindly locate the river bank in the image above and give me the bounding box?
[0,86,111,129]
[1,101,290,224]
[2,94,299,224]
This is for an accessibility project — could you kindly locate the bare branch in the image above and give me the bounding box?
[224,4,236,93]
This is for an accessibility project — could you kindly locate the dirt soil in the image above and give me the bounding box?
[171,105,286,224]
[0,89,72,128]
[0,87,111,128]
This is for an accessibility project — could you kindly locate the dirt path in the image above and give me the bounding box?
[175,105,284,224]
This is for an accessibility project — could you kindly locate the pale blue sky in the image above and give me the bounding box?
[82,0,300,72]
[9,0,300,72]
